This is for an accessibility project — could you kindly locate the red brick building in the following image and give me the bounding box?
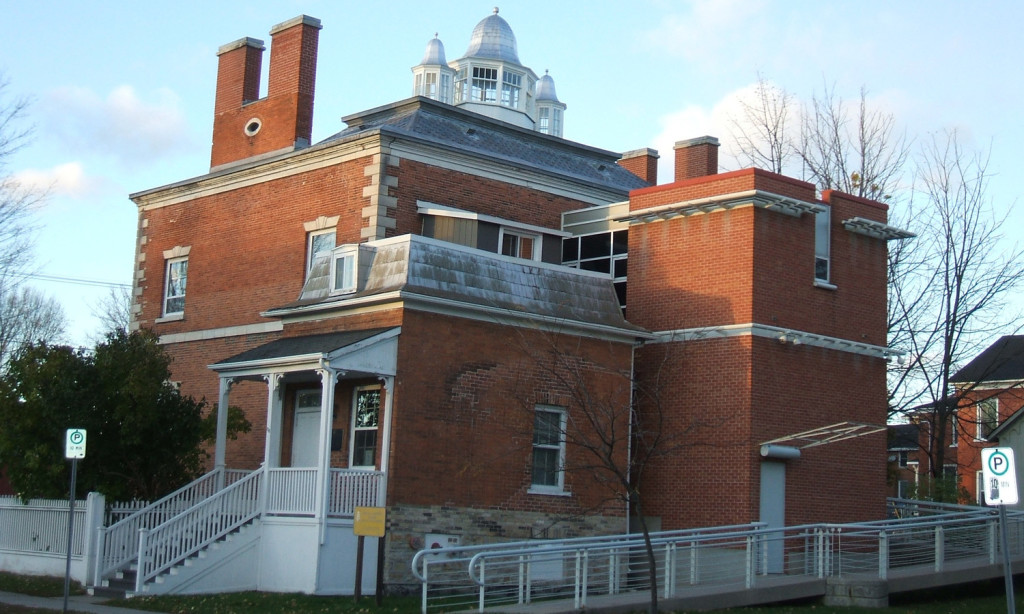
[951,336,1024,505]
[119,12,899,595]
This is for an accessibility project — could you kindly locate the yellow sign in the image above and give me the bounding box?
[353,506,386,537]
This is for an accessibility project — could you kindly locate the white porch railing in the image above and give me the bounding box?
[136,468,262,592]
[328,469,384,515]
[265,468,317,515]
[262,468,383,516]
[94,468,237,586]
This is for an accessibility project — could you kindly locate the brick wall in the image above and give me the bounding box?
[387,310,633,516]
[137,157,373,333]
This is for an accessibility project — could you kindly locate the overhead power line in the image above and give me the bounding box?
[18,273,132,290]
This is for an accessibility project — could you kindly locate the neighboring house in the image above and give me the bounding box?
[116,11,902,595]
[888,423,921,498]
[951,336,1024,506]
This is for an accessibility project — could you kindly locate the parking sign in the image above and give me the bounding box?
[65,429,86,459]
[982,447,1018,506]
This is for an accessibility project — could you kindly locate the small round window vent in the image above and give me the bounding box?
[244,118,262,137]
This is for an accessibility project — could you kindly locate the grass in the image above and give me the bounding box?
[0,574,1019,614]
[108,592,422,613]
[0,571,85,597]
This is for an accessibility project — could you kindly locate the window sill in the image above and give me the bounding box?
[813,280,838,291]
[528,487,571,497]
[155,313,184,323]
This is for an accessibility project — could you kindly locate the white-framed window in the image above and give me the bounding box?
[897,450,909,467]
[502,70,522,108]
[538,107,550,133]
[531,405,566,493]
[977,398,999,440]
[499,228,540,261]
[307,229,336,276]
[815,207,831,282]
[951,418,958,447]
[163,256,188,316]
[454,68,467,103]
[471,66,498,102]
[440,73,452,103]
[350,386,381,468]
[331,246,358,294]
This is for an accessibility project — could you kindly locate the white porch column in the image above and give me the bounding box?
[262,373,284,468]
[315,364,342,544]
[378,376,395,507]
[215,376,234,489]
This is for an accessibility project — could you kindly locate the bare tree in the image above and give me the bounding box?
[796,84,909,201]
[0,285,66,368]
[0,74,62,368]
[889,131,1024,495]
[509,331,724,614]
[729,74,794,174]
[92,285,133,338]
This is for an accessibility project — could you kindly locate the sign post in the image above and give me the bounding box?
[63,429,86,614]
[982,447,1018,614]
[353,506,386,604]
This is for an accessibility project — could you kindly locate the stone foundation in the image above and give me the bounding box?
[823,577,889,608]
[382,504,626,592]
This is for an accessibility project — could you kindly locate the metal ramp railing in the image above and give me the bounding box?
[412,499,1024,613]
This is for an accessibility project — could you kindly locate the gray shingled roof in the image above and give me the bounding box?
[213,328,394,367]
[268,235,644,335]
[952,335,1024,383]
[320,97,649,195]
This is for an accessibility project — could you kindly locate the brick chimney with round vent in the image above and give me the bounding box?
[211,15,322,170]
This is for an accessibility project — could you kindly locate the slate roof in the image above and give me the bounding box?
[267,234,646,336]
[320,97,649,195]
[951,336,1024,383]
[213,328,394,368]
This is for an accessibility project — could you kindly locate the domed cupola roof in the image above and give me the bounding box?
[464,7,520,64]
[536,71,560,102]
[420,35,448,65]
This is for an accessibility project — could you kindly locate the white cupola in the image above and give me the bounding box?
[411,34,456,104]
[412,8,567,136]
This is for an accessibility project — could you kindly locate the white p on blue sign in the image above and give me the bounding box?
[65,429,86,460]
[982,447,1018,506]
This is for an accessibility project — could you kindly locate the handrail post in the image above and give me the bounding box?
[517,555,525,605]
[93,526,106,587]
[934,525,945,572]
[420,558,428,614]
[136,528,149,594]
[478,558,486,613]
[990,517,999,564]
[878,530,888,580]
[573,550,582,610]
[582,549,589,608]
[745,535,753,588]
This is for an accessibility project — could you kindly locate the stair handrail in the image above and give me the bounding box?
[135,466,263,592]
[94,468,234,586]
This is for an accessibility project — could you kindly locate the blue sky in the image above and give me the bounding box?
[2,0,1022,345]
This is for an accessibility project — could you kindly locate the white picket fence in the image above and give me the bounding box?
[0,493,105,583]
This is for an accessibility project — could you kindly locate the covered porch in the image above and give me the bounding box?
[210,327,400,516]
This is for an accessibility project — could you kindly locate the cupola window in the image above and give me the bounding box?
[471,66,498,102]
[502,70,522,108]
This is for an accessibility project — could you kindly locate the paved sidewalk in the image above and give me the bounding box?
[0,590,162,614]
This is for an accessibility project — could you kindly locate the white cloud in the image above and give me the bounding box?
[642,0,768,68]
[13,162,116,199]
[40,85,194,168]
[650,83,760,181]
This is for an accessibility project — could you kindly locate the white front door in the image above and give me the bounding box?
[291,389,322,467]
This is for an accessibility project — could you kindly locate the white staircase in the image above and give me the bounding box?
[93,467,263,597]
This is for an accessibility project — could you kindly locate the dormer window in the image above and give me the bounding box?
[500,228,540,261]
[331,245,359,294]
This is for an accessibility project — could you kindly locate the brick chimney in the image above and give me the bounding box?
[211,15,322,170]
[673,136,719,182]
[618,148,659,185]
